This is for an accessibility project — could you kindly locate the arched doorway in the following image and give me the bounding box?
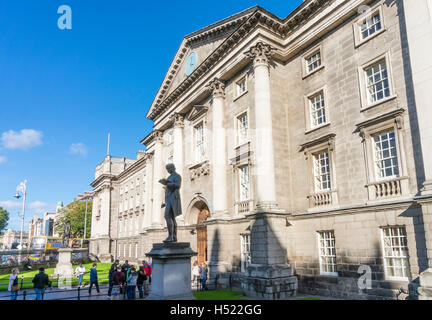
[196,208,210,264]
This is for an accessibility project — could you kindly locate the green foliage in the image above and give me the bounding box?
[54,199,92,238]
[0,207,9,233]
[0,263,111,291]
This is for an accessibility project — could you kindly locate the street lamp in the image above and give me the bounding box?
[13,179,27,250]
[77,191,94,238]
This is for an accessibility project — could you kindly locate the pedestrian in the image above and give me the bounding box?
[137,261,147,299]
[8,268,19,300]
[199,262,208,291]
[121,260,130,276]
[75,263,86,288]
[127,267,138,300]
[111,266,125,300]
[144,260,152,294]
[32,267,52,300]
[192,261,200,289]
[147,257,152,284]
[107,259,119,299]
[88,263,101,295]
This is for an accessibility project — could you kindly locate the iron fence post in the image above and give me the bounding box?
[23,290,26,300]
[77,285,81,300]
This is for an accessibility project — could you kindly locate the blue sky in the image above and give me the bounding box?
[0,0,302,230]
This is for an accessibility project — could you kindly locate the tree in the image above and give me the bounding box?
[54,199,92,238]
[0,207,9,233]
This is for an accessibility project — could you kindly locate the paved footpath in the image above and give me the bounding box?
[0,284,153,300]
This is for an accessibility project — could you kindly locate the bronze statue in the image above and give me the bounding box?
[159,163,182,243]
[62,220,71,247]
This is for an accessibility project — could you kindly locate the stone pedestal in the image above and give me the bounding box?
[241,211,298,299]
[242,264,297,300]
[146,242,197,300]
[418,268,432,300]
[54,248,74,278]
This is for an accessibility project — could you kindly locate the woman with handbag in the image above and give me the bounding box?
[8,268,19,300]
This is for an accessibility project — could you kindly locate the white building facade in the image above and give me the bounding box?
[90,0,432,299]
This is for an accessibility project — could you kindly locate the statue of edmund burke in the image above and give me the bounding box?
[159,163,182,243]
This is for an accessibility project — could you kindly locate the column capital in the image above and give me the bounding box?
[170,113,185,128]
[154,130,164,144]
[244,41,274,68]
[207,77,225,99]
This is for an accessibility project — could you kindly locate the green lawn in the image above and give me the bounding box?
[193,289,246,300]
[0,262,112,291]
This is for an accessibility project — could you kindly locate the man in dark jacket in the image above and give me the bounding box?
[137,261,147,299]
[121,260,130,276]
[88,263,101,295]
[32,267,52,300]
[107,259,119,299]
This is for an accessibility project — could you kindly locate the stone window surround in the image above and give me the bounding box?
[301,43,325,79]
[357,108,410,202]
[189,112,208,167]
[231,148,254,216]
[316,230,338,277]
[304,86,331,133]
[357,51,397,111]
[300,133,339,211]
[233,107,250,148]
[353,2,386,48]
[379,225,411,282]
[233,71,249,101]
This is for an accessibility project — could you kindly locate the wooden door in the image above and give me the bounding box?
[197,209,210,264]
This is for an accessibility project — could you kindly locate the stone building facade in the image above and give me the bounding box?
[90,0,432,299]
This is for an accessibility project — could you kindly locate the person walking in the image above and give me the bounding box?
[75,263,86,288]
[144,260,152,295]
[126,267,138,300]
[137,261,147,299]
[32,267,52,300]
[111,266,125,300]
[199,262,208,291]
[107,259,119,299]
[88,263,101,295]
[8,268,19,300]
[192,261,200,289]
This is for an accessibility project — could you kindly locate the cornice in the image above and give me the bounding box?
[299,133,336,152]
[147,0,333,121]
[140,130,163,147]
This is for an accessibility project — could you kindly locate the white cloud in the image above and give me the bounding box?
[0,156,6,164]
[0,200,56,214]
[1,129,43,150]
[69,142,87,156]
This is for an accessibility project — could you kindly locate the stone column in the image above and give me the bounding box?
[240,42,296,300]
[404,0,432,195]
[152,131,164,228]
[245,42,277,211]
[143,152,154,229]
[208,78,228,218]
[172,113,186,225]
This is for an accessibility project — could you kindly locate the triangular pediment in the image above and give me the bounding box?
[186,105,209,122]
[146,6,258,118]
